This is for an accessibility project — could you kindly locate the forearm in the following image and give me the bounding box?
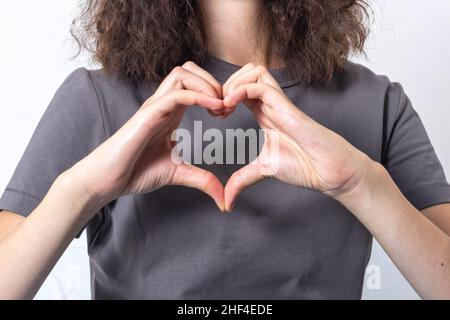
[336,160,450,299]
[0,171,100,299]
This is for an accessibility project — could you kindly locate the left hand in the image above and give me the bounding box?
[222,64,375,211]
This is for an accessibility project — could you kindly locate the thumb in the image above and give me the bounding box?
[224,161,266,212]
[171,163,225,212]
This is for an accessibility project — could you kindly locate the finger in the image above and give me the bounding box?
[172,163,225,212]
[222,65,281,117]
[182,61,223,98]
[181,61,227,117]
[152,89,225,116]
[222,63,256,97]
[136,90,224,141]
[224,65,282,100]
[224,162,266,212]
[223,83,283,111]
[224,83,316,144]
[223,83,298,132]
[220,63,254,117]
[222,63,255,117]
[152,66,220,101]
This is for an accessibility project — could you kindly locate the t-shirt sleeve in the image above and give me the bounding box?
[382,82,450,210]
[0,68,107,230]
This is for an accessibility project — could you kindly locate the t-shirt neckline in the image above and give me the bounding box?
[201,54,299,88]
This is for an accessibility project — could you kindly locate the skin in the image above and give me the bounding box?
[200,0,284,68]
[1,0,450,299]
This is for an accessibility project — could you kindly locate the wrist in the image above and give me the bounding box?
[51,169,105,223]
[333,157,388,213]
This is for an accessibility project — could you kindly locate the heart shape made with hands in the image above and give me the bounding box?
[137,60,357,214]
[177,62,293,213]
[87,60,355,212]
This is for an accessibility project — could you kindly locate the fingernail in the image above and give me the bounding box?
[227,200,236,212]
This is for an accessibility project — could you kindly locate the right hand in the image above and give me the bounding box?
[67,62,226,211]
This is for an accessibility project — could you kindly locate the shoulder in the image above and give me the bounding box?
[48,68,100,116]
[54,67,96,99]
[300,61,413,160]
[82,68,156,107]
[83,68,138,95]
[59,68,138,103]
[331,61,405,105]
[61,68,155,136]
[61,67,148,97]
[317,61,409,125]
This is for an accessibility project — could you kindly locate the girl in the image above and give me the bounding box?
[1,0,449,299]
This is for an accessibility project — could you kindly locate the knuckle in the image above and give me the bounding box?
[204,170,215,181]
[171,66,185,78]
[201,171,215,190]
[182,60,196,68]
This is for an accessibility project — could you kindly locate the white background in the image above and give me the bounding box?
[1,1,449,299]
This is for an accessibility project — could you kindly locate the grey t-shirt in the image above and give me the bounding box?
[1,55,450,299]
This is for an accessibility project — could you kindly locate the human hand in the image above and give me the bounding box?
[222,64,374,211]
[67,62,227,210]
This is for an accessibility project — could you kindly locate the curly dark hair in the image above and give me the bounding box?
[72,0,370,85]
